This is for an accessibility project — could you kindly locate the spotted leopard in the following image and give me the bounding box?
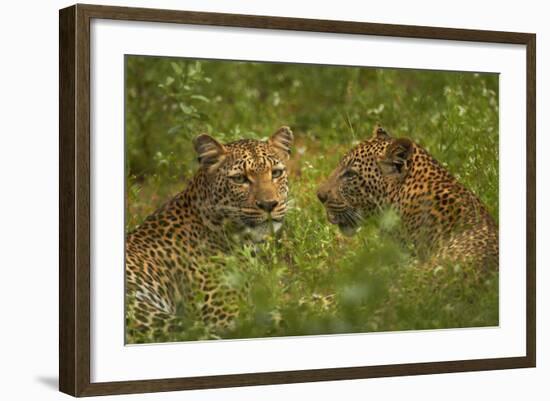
[126,127,294,341]
[317,125,498,270]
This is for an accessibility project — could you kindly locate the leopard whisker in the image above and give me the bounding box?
[349,208,364,224]
[342,209,356,227]
[327,203,348,212]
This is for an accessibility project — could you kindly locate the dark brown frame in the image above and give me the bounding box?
[59,3,536,397]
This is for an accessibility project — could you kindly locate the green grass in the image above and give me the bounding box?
[126,56,499,342]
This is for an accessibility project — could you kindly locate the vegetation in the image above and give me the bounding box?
[126,56,499,342]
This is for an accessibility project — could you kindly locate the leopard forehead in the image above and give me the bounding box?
[341,137,390,167]
[224,139,284,171]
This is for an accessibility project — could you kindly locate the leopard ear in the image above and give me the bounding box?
[372,124,391,140]
[268,126,294,160]
[378,137,413,179]
[193,134,226,169]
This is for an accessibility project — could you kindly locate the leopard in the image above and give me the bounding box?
[125,126,294,342]
[316,125,498,271]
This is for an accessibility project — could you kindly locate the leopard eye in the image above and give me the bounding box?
[271,168,284,179]
[230,174,248,184]
[342,170,358,179]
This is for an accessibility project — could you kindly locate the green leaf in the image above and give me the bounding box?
[179,103,194,114]
[167,125,182,135]
[170,62,183,74]
[190,95,210,103]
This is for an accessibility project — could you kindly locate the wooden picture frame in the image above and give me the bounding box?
[59,3,536,397]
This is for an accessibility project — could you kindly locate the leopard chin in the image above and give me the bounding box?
[338,224,358,237]
[245,220,283,243]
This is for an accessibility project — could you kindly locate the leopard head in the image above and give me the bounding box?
[316,125,413,236]
[193,126,294,241]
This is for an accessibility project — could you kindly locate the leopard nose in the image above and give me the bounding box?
[256,200,278,212]
[317,190,328,204]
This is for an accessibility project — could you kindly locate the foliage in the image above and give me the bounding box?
[125,56,499,342]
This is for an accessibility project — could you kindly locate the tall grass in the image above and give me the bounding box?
[126,56,499,343]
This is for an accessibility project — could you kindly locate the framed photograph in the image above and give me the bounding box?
[59,4,536,397]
